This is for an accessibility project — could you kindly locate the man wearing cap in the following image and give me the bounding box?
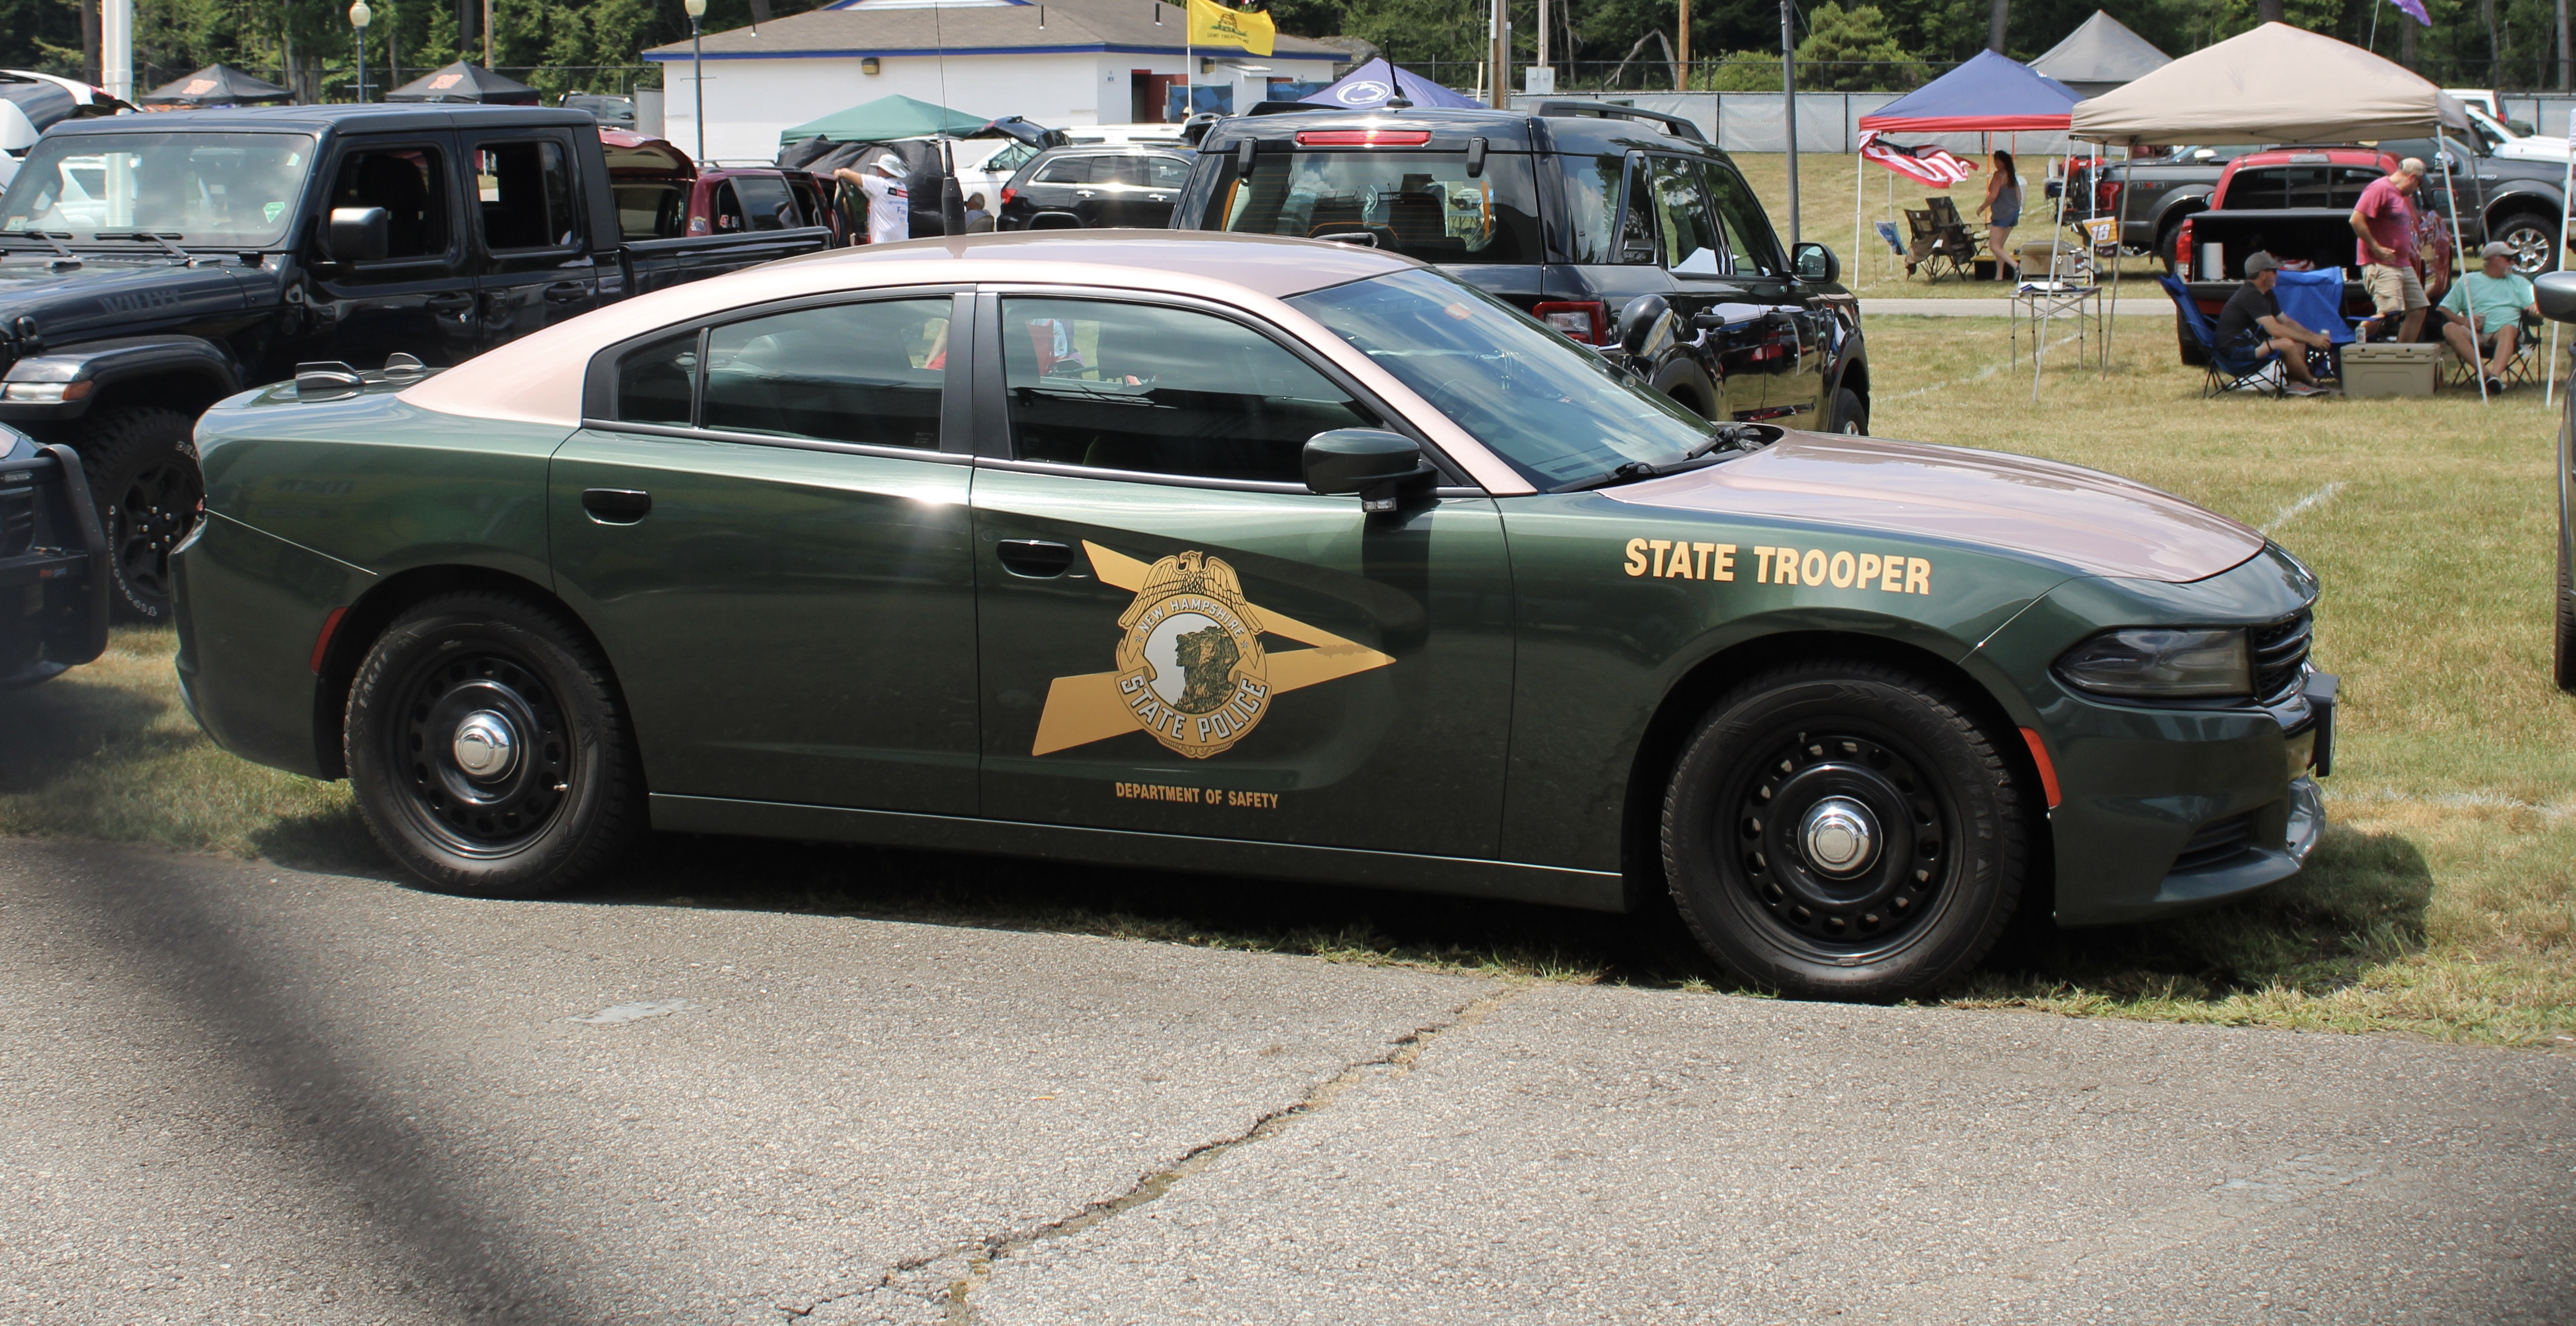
[2349,158,2430,344]
[2215,252,2334,395]
[2436,240,2540,392]
[833,153,912,246]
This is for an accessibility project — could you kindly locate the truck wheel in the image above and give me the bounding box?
[2494,212,2559,274]
[345,591,641,897]
[1827,386,1867,435]
[73,406,200,622]
[1659,659,2030,1001]
[2176,316,2208,367]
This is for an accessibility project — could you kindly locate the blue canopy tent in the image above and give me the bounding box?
[1299,58,1483,110]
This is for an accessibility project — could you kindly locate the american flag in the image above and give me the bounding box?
[1858,132,1977,188]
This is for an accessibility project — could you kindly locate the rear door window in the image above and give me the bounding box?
[1035,156,1093,184]
[1204,149,1538,264]
[1562,154,1658,265]
[701,299,951,448]
[729,173,796,230]
[471,140,577,250]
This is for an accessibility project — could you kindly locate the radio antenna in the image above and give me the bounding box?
[932,0,966,235]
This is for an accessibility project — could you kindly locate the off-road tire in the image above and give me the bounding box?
[345,591,641,897]
[73,405,200,622]
[2493,211,2560,275]
[1828,386,1867,435]
[1660,659,2030,1001]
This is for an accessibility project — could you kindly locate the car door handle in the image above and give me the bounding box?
[1074,190,1096,198]
[581,488,652,524]
[424,291,475,313]
[1147,194,1167,202]
[995,538,1073,577]
[543,280,589,303]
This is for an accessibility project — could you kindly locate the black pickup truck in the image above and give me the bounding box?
[0,103,830,627]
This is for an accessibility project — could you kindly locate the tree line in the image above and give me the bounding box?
[0,0,2566,102]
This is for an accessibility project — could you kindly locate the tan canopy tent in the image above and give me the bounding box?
[2070,21,2468,146]
[2068,23,2479,386]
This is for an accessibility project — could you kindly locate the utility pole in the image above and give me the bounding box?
[2559,0,2569,90]
[1987,0,2009,53]
[1782,0,1798,245]
[1537,0,1549,76]
[2258,0,2284,22]
[484,0,495,67]
[80,0,100,88]
[1489,0,1509,109]
[1679,0,1690,89]
[100,0,131,103]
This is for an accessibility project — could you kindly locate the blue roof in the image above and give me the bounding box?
[1858,50,2082,132]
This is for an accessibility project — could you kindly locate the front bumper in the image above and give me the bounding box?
[1977,546,2335,927]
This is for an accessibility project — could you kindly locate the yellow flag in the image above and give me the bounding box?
[1187,0,1275,57]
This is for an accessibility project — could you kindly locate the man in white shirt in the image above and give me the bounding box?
[832,153,911,245]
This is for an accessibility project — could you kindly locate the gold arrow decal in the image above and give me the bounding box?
[1029,541,1396,758]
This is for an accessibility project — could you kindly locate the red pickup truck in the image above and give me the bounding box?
[600,129,849,246]
[2169,147,2395,362]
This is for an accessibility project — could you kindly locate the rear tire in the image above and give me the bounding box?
[2556,518,2574,695]
[2494,212,2559,275]
[1660,659,2029,1001]
[345,591,641,897]
[73,406,200,622]
[1827,386,1867,435]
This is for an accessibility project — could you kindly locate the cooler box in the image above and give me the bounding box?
[2341,341,2440,398]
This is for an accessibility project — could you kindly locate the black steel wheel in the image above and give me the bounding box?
[345,591,640,896]
[72,406,201,621]
[1661,659,2030,1001]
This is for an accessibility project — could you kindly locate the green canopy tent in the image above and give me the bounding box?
[776,94,986,148]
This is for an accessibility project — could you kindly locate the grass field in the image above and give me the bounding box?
[5,309,2572,1045]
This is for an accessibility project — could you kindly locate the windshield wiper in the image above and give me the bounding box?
[3,230,79,260]
[92,230,191,259]
[1548,425,1761,494]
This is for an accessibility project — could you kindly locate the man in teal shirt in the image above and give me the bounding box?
[2439,240,2540,392]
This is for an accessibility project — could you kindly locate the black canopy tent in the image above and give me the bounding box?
[385,62,541,106]
[141,64,292,109]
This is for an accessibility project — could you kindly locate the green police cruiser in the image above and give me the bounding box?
[171,232,2334,1001]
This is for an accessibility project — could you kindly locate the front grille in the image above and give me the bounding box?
[2171,810,2260,873]
[2251,611,2312,706]
[0,487,33,559]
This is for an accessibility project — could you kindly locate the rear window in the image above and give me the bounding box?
[2223,164,2380,210]
[1200,150,1538,264]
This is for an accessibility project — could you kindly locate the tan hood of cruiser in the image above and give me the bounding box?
[1601,435,2264,583]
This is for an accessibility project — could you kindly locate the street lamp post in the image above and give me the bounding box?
[350,0,372,103]
[684,0,707,164]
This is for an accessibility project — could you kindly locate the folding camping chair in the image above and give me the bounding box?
[2161,275,2282,398]
[2441,311,2544,393]
[2268,267,2360,386]
[1902,207,1977,281]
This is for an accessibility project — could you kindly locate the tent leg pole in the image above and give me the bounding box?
[1854,143,1864,283]
[2440,129,2484,403]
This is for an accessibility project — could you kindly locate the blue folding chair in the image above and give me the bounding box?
[2161,274,2280,398]
[2269,268,2357,383]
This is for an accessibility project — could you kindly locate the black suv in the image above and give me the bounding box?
[1172,102,1867,432]
[999,145,1195,230]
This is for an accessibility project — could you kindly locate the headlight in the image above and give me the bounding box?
[2055,628,2250,699]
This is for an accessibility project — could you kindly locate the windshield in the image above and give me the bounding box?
[1287,268,1722,489]
[0,131,313,247]
[1205,150,1538,264]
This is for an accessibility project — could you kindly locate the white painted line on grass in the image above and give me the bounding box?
[2264,481,2346,533]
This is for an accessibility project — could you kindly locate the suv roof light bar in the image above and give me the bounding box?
[1533,100,1707,142]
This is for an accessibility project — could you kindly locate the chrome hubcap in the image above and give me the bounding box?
[1799,797,1878,876]
[451,710,519,782]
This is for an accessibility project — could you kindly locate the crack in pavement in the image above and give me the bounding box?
[779,984,1524,1324]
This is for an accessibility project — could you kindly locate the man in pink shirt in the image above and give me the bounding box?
[2349,158,2428,342]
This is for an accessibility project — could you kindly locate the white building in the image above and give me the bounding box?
[645,0,1348,164]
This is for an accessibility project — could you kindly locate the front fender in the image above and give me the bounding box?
[0,334,242,422]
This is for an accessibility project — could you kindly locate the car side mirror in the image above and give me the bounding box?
[1304,428,1430,513]
[2537,272,2576,322]
[1792,241,1839,283]
[1616,294,1677,361]
[327,206,390,263]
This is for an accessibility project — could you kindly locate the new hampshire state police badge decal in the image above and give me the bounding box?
[1030,543,1399,761]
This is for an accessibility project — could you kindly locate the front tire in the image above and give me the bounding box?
[2556,520,2574,694]
[73,405,201,622]
[1660,660,2030,1001]
[345,592,641,897]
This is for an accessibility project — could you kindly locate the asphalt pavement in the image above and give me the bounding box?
[3,838,2569,1324]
